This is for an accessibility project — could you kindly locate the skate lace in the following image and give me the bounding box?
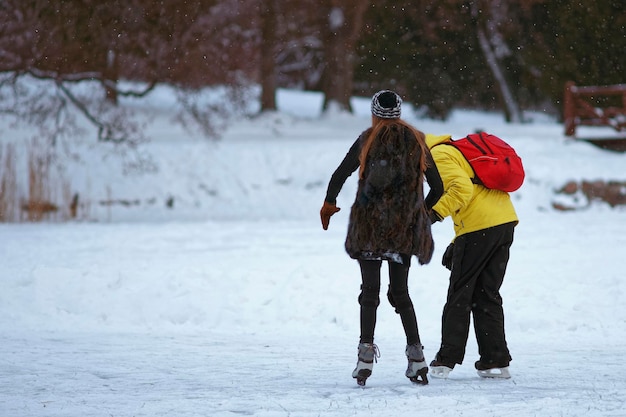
[361,343,380,363]
[372,344,380,363]
[406,344,425,362]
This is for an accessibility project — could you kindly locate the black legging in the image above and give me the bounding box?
[357,259,421,345]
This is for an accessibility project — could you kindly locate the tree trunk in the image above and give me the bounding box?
[104,49,119,105]
[471,2,522,123]
[475,27,521,122]
[321,1,369,113]
[260,0,277,112]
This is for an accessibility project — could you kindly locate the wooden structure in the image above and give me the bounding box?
[563,81,626,137]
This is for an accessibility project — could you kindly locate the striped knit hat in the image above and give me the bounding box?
[371,90,402,119]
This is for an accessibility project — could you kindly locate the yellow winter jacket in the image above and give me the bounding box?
[426,134,518,237]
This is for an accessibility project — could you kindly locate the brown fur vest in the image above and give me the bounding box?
[345,124,434,265]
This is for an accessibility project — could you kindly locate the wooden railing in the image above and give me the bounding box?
[563,81,626,136]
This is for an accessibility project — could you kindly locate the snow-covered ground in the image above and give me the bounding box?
[1,88,626,416]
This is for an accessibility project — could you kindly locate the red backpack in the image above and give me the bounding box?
[445,132,525,192]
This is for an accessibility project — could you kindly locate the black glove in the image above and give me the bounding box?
[429,209,443,224]
[442,242,454,270]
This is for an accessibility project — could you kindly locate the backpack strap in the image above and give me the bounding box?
[436,140,484,187]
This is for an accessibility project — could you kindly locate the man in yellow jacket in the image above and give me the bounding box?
[426,133,518,379]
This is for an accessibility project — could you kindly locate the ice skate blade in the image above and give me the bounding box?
[406,363,429,385]
[430,365,453,379]
[353,368,371,386]
[408,368,429,385]
[409,375,428,385]
[477,366,511,379]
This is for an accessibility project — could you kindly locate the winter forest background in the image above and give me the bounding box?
[3,0,624,119]
[1,0,625,223]
[2,0,625,139]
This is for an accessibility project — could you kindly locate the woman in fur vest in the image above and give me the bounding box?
[320,90,443,386]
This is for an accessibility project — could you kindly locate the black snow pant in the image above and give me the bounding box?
[357,258,421,346]
[436,222,515,366]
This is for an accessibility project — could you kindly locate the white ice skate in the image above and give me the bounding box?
[429,359,454,379]
[475,360,511,379]
[477,366,511,379]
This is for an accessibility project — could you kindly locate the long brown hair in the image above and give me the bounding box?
[358,117,429,179]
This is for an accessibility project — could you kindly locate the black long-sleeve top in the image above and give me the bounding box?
[324,136,444,209]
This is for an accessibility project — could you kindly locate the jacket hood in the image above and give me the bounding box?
[425,133,452,149]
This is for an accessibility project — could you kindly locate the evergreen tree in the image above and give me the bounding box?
[514,0,626,113]
[355,1,497,119]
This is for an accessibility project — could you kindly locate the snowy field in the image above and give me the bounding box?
[1,88,626,416]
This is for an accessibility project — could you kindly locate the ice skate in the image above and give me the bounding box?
[429,358,454,379]
[475,360,511,379]
[351,343,379,386]
[405,344,428,385]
